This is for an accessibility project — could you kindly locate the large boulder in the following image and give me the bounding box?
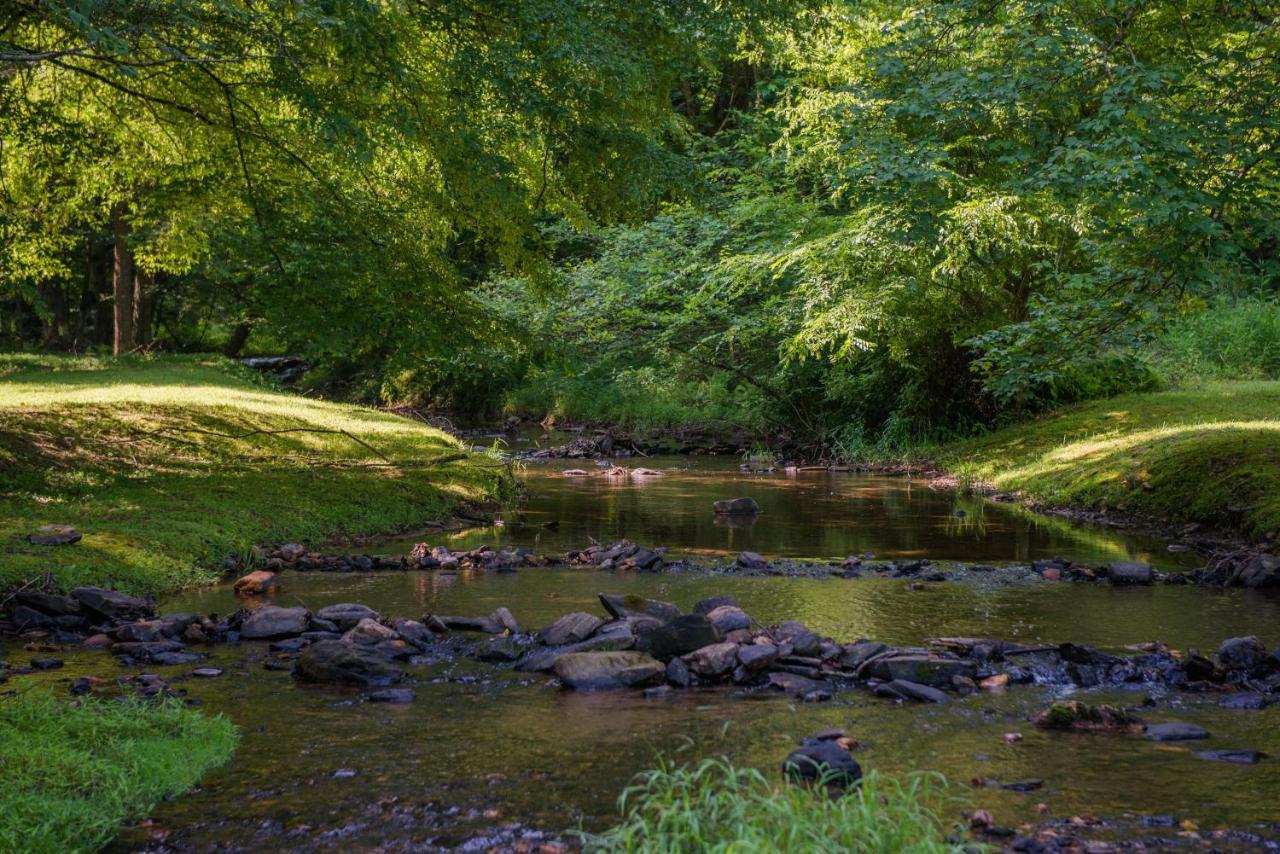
[541,612,604,646]
[637,615,722,660]
[737,642,779,672]
[1238,553,1280,588]
[315,603,380,630]
[233,570,278,596]
[1218,636,1267,670]
[713,497,760,516]
[295,640,403,686]
[598,593,680,623]
[516,625,635,672]
[70,586,154,622]
[782,741,862,788]
[1106,561,1154,585]
[682,642,739,678]
[240,606,310,639]
[693,596,740,616]
[553,651,665,691]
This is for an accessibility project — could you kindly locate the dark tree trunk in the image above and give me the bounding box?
[111,203,135,355]
[223,321,251,358]
[37,281,69,347]
[133,269,155,348]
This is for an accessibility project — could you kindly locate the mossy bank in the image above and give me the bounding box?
[0,354,511,595]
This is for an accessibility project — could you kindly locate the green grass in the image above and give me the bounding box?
[0,353,510,594]
[584,759,962,853]
[0,690,237,853]
[938,381,1280,539]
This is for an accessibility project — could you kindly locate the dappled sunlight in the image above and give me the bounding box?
[1041,420,1280,465]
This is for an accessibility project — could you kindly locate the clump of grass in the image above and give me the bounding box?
[0,690,238,853]
[0,353,511,594]
[584,758,962,853]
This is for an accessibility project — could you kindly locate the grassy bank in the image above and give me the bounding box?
[0,354,509,594]
[937,382,1280,540]
[0,691,237,853]
[586,759,960,853]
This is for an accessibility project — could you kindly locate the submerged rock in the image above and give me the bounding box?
[295,640,403,686]
[1195,749,1265,764]
[1034,701,1144,733]
[713,497,760,516]
[553,651,665,691]
[1145,722,1209,742]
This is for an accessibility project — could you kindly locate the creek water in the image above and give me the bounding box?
[20,459,1280,849]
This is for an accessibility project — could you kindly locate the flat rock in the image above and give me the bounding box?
[515,626,635,672]
[368,688,415,704]
[767,671,824,696]
[29,524,82,545]
[1145,722,1209,742]
[315,603,380,630]
[71,586,154,621]
[1220,692,1269,710]
[192,667,224,678]
[295,640,403,686]
[598,593,680,623]
[1195,749,1265,764]
[875,679,948,703]
[240,606,310,639]
[541,612,604,646]
[553,651,665,691]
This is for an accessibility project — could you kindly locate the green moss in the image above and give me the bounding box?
[0,353,510,594]
[0,690,237,853]
[937,382,1280,539]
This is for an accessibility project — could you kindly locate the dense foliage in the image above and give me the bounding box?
[4,1,1278,450]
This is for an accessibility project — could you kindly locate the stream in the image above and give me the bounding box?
[18,459,1280,850]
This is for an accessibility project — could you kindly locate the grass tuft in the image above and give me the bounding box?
[584,758,962,853]
[0,690,237,853]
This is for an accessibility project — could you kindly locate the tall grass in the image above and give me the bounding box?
[584,758,963,853]
[1155,297,1280,385]
[0,690,238,853]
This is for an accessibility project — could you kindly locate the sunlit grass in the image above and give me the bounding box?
[940,382,1280,538]
[584,758,962,853]
[0,690,237,854]
[0,354,510,593]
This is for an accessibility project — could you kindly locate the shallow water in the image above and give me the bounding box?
[14,460,1280,850]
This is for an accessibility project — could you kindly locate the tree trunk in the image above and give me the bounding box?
[111,203,135,355]
[223,321,252,358]
[132,269,155,348]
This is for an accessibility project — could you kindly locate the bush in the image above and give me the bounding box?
[1155,297,1280,385]
[584,758,962,853]
[0,691,238,853]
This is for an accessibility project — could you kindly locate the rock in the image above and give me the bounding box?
[766,671,824,696]
[30,658,63,670]
[515,626,635,672]
[642,685,672,699]
[1106,561,1154,585]
[12,591,80,617]
[1220,692,1269,710]
[666,656,692,687]
[82,633,113,649]
[553,651,665,691]
[704,605,751,634]
[737,643,779,672]
[437,615,503,633]
[774,621,823,657]
[782,741,862,788]
[713,497,760,516]
[150,651,202,666]
[342,618,397,645]
[1145,722,1209,742]
[875,679,948,703]
[113,621,162,643]
[233,570,278,596]
[69,677,96,696]
[110,640,186,661]
[541,612,604,646]
[390,619,433,648]
[1238,553,1280,588]
[681,642,739,678]
[192,667,224,678]
[869,654,974,687]
[693,596,740,615]
[1195,749,1266,764]
[838,640,888,670]
[491,607,520,634]
[598,593,680,623]
[70,586,154,621]
[240,606,310,639]
[369,688,415,703]
[638,615,722,660]
[29,524,82,545]
[295,640,403,686]
[1034,701,1144,733]
[315,603,380,630]
[476,636,524,662]
[157,613,200,638]
[736,551,767,570]
[1218,636,1266,670]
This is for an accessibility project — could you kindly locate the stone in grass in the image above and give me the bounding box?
[782,741,862,789]
[29,524,81,545]
[1145,722,1209,742]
